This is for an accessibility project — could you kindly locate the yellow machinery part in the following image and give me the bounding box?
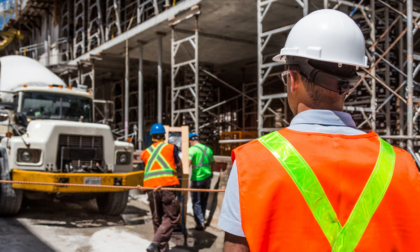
[11,169,144,193]
[0,28,23,51]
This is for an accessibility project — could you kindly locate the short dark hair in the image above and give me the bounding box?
[190,136,199,141]
[152,134,165,140]
[288,59,356,105]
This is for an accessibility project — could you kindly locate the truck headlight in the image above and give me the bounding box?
[17,149,41,163]
[120,154,127,164]
[117,152,131,165]
[21,151,32,162]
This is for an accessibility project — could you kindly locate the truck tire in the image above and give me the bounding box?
[0,157,23,216]
[96,190,128,215]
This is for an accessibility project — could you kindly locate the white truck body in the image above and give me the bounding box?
[0,56,141,216]
[0,55,133,175]
[0,55,67,102]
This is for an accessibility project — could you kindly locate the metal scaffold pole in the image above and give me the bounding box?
[171,28,175,127]
[407,0,414,150]
[385,5,391,136]
[125,39,129,140]
[138,43,144,149]
[194,17,200,136]
[303,0,308,16]
[370,0,377,132]
[398,1,404,146]
[92,60,96,121]
[157,33,163,124]
[257,0,263,137]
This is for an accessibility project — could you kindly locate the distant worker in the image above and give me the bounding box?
[188,132,215,230]
[219,9,420,251]
[141,123,182,252]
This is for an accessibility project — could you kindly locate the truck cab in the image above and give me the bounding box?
[0,56,143,216]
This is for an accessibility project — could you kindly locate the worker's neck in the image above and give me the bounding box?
[295,102,344,115]
[191,141,200,146]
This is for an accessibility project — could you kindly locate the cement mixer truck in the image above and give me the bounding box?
[0,56,143,215]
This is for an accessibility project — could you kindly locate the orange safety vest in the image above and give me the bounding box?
[232,129,420,252]
[140,142,180,188]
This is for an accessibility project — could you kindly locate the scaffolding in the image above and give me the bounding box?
[256,0,307,136]
[251,0,420,159]
[74,0,86,58]
[60,0,72,63]
[87,0,104,51]
[321,0,419,158]
[105,0,122,41]
[170,11,200,135]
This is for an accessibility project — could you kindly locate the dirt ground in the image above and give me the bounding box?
[0,193,225,252]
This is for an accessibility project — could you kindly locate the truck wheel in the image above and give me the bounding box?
[96,191,128,215]
[0,158,23,216]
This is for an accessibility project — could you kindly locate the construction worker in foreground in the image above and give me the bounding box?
[219,9,420,251]
[188,132,216,230]
[140,123,182,252]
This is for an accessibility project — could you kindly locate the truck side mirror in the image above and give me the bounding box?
[14,113,28,127]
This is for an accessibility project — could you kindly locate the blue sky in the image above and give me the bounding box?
[0,0,13,30]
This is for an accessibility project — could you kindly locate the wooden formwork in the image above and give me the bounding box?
[164,125,189,234]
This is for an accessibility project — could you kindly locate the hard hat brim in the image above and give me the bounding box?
[272,53,369,69]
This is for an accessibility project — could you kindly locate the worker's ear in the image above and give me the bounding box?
[289,71,300,93]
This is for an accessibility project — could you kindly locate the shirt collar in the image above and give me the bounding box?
[290,109,357,128]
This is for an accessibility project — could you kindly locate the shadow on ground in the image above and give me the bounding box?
[171,228,218,252]
[16,198,149,228]
[0,217,55,252]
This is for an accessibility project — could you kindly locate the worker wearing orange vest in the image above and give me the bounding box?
[141,123,182,252]
[219,9,420,252]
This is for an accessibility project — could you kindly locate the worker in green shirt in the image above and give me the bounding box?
[188,132,215,230]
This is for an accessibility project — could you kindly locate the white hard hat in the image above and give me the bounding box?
[273,9,368,68]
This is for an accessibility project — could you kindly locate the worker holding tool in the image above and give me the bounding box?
[141,123,182,252]
[188,132,216,230]
[219,9,420,251]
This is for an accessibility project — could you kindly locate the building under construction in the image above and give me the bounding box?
[0,0,420,158]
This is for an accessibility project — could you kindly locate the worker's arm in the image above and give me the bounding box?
[176,160,183,177]
[223,232,250,252]
[188,147,194,168]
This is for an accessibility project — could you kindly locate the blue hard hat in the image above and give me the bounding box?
[189,132,198,139]
[150,123,166,135]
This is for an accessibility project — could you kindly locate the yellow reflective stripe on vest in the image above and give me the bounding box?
[332,137,395,251]
[144,170,177,180]
[145,143,165,173]
[259,131,395,251]
[146,145,155,155]
[144,142,176,181]
[259,132,341,246]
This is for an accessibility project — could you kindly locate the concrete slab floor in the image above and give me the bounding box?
[0,195,224,252]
